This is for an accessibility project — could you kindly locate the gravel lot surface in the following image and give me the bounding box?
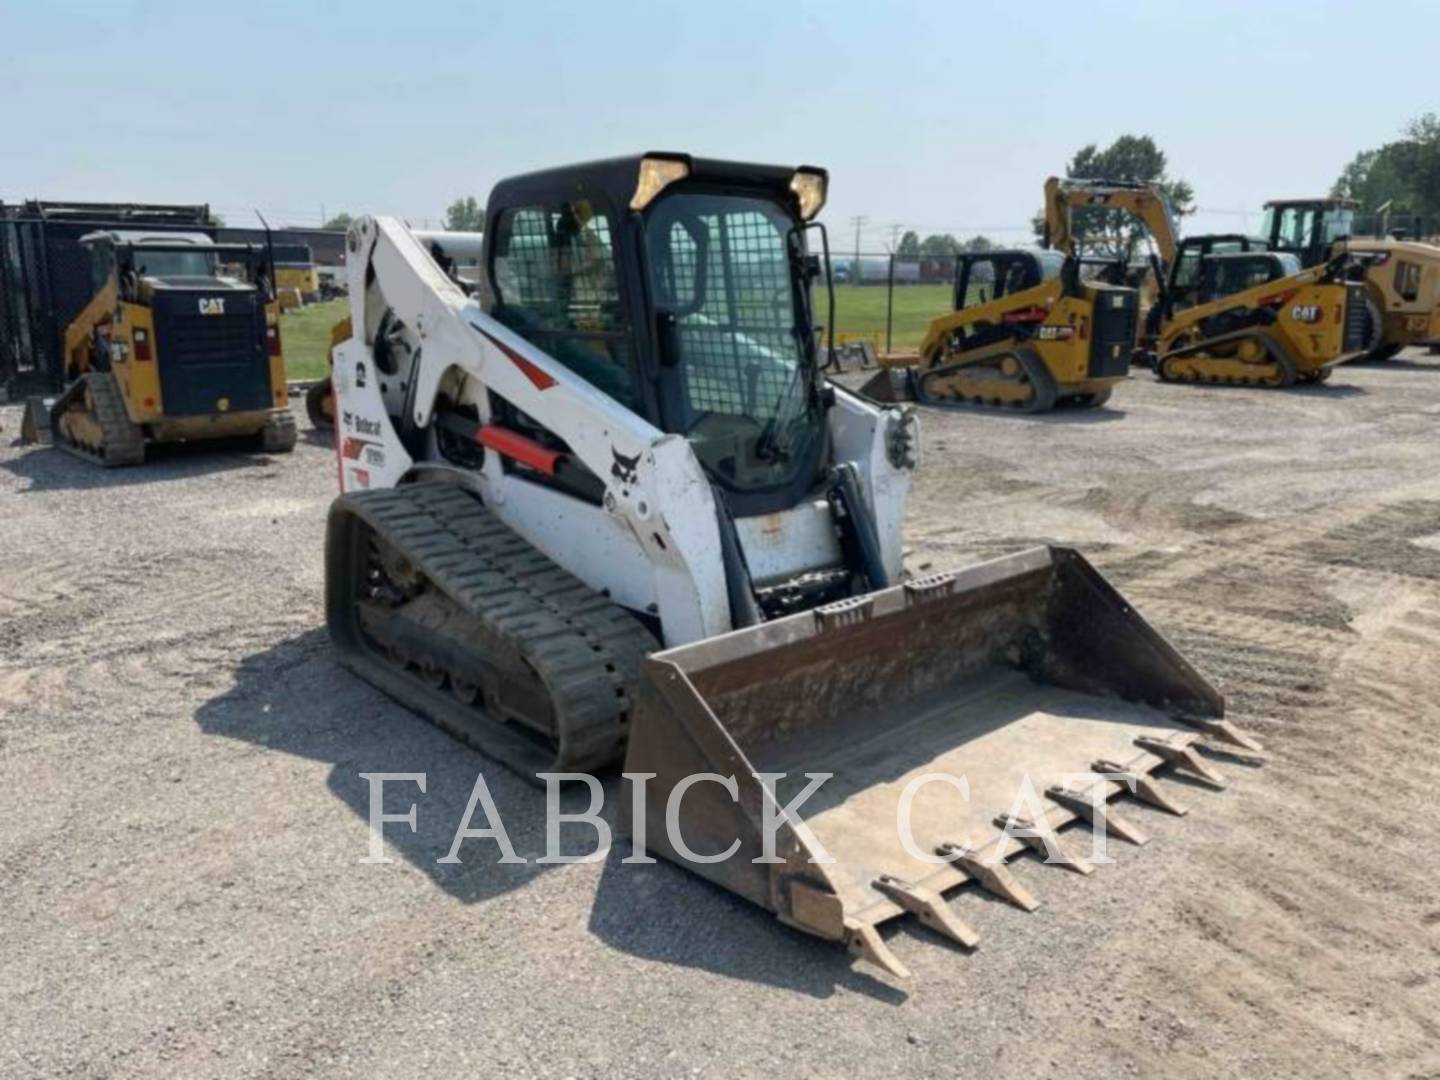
[3,353,1440,1078]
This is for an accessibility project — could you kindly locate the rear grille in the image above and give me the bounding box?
[1088,286,1138,378]
[150,289,271,415]
[1342,284,1369,353]
[163,311,262,364]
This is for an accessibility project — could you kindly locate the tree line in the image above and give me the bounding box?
[318,117,1440,249]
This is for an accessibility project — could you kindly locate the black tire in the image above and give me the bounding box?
[305,378,334,430]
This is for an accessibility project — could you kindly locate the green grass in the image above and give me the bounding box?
[827,283,954,352]
[279,287,952,376]
[279,299,348,381]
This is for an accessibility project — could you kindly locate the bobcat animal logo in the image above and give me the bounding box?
[611,447,641,486]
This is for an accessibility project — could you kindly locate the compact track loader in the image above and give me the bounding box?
[1259,197,1440,360]
[325,153,1257,978]
[864,178,1141,413]
[1058,180,1369,387]
[1152,245,1369,386]
[21,231,295,464]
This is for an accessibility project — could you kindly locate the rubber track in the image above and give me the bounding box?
[336,484,658,775]
[260,410,298,453]
[53,372,145,467]
[1156,333,1297,388]
[916,346,1059,413]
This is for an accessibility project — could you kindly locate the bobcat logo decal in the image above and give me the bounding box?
[610,447,641,486]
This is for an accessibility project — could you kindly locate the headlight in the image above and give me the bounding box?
[790,168,828,220]
[631,155,690,211]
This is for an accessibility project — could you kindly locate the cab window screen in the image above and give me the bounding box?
[1395,260,1421,302]
[491,201,636,408]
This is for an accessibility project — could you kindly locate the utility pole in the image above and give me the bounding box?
[849,215,867,270]
[888,223,903,252]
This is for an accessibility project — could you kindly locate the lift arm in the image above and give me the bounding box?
[1043,177,1179,267]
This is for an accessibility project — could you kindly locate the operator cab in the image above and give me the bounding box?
[1147,234,1272,338]
[1260,198,1356,267]
[1198,251,1302,304]
[952,250,1063,310]
[482,153,832,514]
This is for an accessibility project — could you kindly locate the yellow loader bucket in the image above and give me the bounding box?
[622,546,1261,978]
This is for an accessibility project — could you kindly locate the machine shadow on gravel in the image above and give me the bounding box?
[3,438,281,492]
[196,628,579,904]
[196,629,914,999]
[587,848,908,1004]
[1347,355,1440,372]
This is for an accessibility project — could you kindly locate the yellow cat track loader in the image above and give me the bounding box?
[863,178,1141,412]
[325,153,1259,979]
[1153,246,1368,386]
[1058,180,1368,386]
[22,230,295,465]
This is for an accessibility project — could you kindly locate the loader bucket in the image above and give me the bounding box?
[622,546,1260,978]
[856,366,915,404]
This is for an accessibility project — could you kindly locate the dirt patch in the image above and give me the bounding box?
[4,353,1440,1077]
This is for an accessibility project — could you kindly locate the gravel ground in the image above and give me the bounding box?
[3,353,1440,1078]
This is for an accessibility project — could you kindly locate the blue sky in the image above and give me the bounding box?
[3,0,1433,246]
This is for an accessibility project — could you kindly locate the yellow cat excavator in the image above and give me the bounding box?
[863,177,1142,412]
[1054,180,1369,387]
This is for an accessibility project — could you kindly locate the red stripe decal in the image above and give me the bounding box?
[482,330,556,390]
[476,425,562,476]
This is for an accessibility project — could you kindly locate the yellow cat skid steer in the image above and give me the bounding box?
[863,178,1142,412]
[1152,248,1369,386]
[23,230,294,465]
[1050,179,1369,387]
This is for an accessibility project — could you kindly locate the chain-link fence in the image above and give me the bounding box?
[824,249,1073,357]
[0,201,215,401]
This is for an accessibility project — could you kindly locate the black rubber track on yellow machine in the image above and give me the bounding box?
[326,484,658,779]
[915,346,1059,413]
[51,372,146,467]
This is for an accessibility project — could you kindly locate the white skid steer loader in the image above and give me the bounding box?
[325,153,1261,979]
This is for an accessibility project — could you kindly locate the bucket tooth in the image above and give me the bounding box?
[937,842,1040,912]
[1174,713,1264,753]
[1046,785,1150,846]
[1134,734,1227,790]
[993,814,1096,876]
[1091,758,1188,817]
[872,875,980,950]
[846,921,911,980]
